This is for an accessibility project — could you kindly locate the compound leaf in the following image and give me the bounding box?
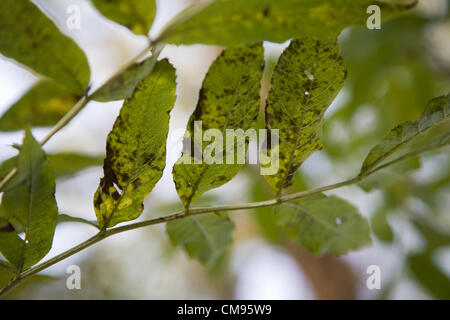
[276,194,372,255]
[166,213,235,266]
[264,38,346,194]
[92,0,157,35]
[172,43,264,208]
[94,59,177,228]
[0,0,90,95]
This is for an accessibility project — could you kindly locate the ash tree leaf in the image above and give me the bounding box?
[0,0,90,95]
[91,0,157,35]
[264,38,347,194]
[0,153,103,182]
[0,130,58,270]
[156,0,415,46]
[0,81,78,132]
[166,213,235,266]
[276,194,372,255]
[93,55,157,102]
[94,59,177,228]
[172,43,265,208]
[360,94,450,175]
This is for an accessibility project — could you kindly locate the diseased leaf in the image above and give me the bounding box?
[0,0,90,95]
[0,153,103,183]
[172,43,264,208]
[275,194,372,255]
[91,0,156,35]
[0,130,58,270]
[166,213,235,266]
[264,38,346,194]
[156,0,415,46]
[93,55,157,102]
[94,59,177,228]
[360,94,450,174]
[0,81,78,132]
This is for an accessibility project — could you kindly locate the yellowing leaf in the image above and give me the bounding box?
[264,38,346,194]
[166,213,234,266]
[0,81,78,132]
[172,44,264,208]
[92,0,157,35]
[0,130,58,270]
[94,59,177,228]
[0,0,90,95]
[276,194,372,255]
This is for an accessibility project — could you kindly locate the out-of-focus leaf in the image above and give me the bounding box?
[413,219,450,251]
[371,208,394,243]
[0,268,57,297]
[166,213,235,266]
[275,194,372,255]
[0,81,78,132]
[264,38,346,194]
[91,0,156,35]
[57,214,100,230]
[0,130,58,270]
[94,59,177,228]
[360,94,450,174]
[0,0,90,95]
[93,55,157,102]
[0,153,103,183]
[409,252,450,300]
[157,0,414,46]
[172,44,264,208]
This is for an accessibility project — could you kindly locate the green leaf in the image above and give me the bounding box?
[94,59,177,228]
[371,208,394,243]
[0,0,90,95]
[0,153,103,183]
[172,43,265,208]
[360,94,450,174]
[0,81,78,132]
[275,194,372,255]
[92,55,157,102]
[409,252,450,300]
[91,0,156,35]
[166,213,235,266]
[156,0,414,46]
[0,130,58,270]
[264,38,347,194]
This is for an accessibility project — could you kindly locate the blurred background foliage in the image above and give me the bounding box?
[1,0,449,299]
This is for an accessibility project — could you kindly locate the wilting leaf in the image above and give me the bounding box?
[0,153,103,182]
[264,38,346,194]
[172,43,264,208]
[0,81,78,132]
[360,94,450,174]
[156,0,414,46]
[0,0,90,95]
[92,0,156,35]
[0,130,58,270]
[167,213,235,266]
[275,194,372,255]
[371,208,394,243]
[94,59,177,228]
[93,55,157,102]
